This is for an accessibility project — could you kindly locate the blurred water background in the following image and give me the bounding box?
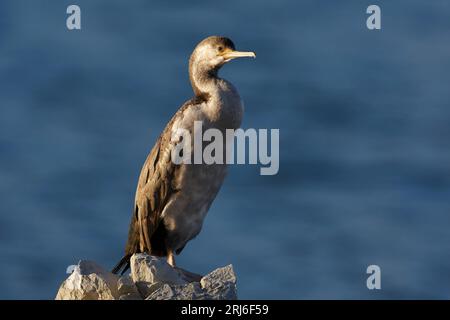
[0,0,449,299]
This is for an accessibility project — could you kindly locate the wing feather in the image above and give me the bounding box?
[124,99,194,256]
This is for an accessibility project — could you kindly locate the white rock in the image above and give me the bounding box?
[130,253,187,285]
[55,260,120,300]
[55,254,238,300]
[200,265,237,300]
[117,274,142,300]
[146,282,209,300]
[145,263,238,300]
[130,253,187,298]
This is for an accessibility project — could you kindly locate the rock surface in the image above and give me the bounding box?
[55,260,121,300]
[117,274,142,300]
[201,265,238,300]
[55,253,237,300]
[146,282,210,300]
[130,253,187,297]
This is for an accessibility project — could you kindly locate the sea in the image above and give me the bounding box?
[0,0,449,299]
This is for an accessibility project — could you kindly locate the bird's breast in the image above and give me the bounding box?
[206,80,244,130]
[160,80,244,252]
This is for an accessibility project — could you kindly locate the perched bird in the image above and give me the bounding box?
[112,36,255,275]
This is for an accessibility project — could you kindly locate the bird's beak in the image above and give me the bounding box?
[222,50,256,62]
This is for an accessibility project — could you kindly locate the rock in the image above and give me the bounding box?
[55,253,238,300]
[130,253,187,285]
[175,267,203,283]
[55,260,120,300]
[146,282,210,300]
[119,292,142,300]
[145,284,176,300]
[146,265,238,300]
[130,253,187,298]
[117,274,142,300]
[200,265,238,300]
[134,281,164,298]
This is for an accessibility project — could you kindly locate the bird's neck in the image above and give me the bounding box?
[189,65,238,107]
[189,63,219,100]
[189,63,242,126]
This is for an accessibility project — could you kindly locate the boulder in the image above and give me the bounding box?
[55,253,238,300]
[145,265,237,300]
[117,274,142,300]
[55,260,120,300]
[200,265,238,300]
[130,253,187,297]
[146,282,210,300]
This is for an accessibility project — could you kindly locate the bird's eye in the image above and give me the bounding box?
[217,46,224,52]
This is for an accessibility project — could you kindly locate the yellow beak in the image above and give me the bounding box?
[222,50,256,61]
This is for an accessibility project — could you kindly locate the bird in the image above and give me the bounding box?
[112,36,255,275]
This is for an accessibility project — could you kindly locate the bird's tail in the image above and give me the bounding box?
[112,254,132,275]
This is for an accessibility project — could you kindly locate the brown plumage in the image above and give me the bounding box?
[112,36,255,274]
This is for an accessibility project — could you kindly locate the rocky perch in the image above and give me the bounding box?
[55,253,237,300]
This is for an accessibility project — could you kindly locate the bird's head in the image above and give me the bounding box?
[189,36,255,75]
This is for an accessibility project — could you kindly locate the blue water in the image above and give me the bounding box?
[1,0,450,299]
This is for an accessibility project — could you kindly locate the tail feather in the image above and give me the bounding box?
[112,254,132,275]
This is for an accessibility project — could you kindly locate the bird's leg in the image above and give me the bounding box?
[167,250,176,267]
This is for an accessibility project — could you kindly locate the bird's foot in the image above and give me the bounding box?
[167,252,176,267]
